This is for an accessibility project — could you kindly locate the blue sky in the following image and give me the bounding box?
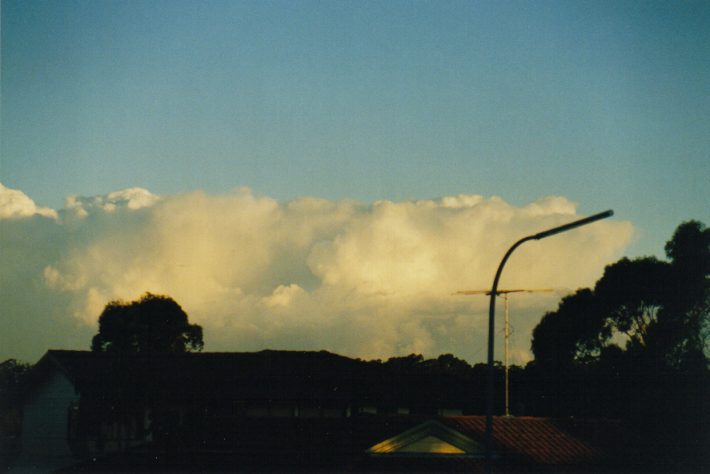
[1,0,709,363]
[2,0,709,256]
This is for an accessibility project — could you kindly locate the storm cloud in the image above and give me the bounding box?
[0,184,634,363]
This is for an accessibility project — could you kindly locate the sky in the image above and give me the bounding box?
[1,0,708,364]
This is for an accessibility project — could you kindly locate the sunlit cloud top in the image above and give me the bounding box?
[0,183,58,219]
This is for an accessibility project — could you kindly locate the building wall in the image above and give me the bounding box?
[16,370,78,471]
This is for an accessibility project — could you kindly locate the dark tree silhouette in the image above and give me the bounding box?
[526,221,709,469]
[531,288,609,367]
[665,220,710,299]
[0,359,31,433]
[532,220,708,368]
[663,220,710,363]
[424,353,473,377]
[594,256,671,353]
[382,354,425,373]
[91,293,203,353]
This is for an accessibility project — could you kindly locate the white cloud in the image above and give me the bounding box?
[0,183,57,219]
[0,184,634,364]
[64,187,159,217]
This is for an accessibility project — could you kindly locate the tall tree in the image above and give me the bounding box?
[663,220,710,363]
[593,256,671,353]
[0,359,31,438]
[531,288,610,368]
[91,293,203,353]
[528,220,709,427]
[532,220,708,368]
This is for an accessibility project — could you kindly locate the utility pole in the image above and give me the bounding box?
[456,288,555,416]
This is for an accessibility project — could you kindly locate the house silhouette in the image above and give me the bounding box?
[16,350,630,472]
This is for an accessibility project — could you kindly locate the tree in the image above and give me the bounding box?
[531,288,610,368]
[665,220,710,302]
[382,354,425,373]
[0,359,31,436]
[532,220,709,369]
[91,293,203,353]
[528,221,709,419]
[593,256,671,353]
[423,353,473,377]
[663,221,710,362]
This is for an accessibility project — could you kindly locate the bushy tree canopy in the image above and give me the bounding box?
[531,288,609,368]
[0,359,31,439]
[593,256,671,352]
[91,293,203,353]
[528,221,709,468]
[532,220,709,368]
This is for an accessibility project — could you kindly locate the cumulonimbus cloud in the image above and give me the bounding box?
[0,183,634,364]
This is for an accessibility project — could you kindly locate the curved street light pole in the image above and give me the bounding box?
[484,210,614,473]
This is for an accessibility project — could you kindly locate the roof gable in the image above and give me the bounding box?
[367,420,484,456]
[398,436,465,454]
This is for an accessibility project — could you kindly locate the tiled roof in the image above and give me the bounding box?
[359,416,616,466]
[60,416,627,472]
[445,416,616,466]
[166,415,622,467]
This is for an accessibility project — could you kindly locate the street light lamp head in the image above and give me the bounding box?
[533,210,614,240]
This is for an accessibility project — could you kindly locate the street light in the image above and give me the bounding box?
[483,210,614,473]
